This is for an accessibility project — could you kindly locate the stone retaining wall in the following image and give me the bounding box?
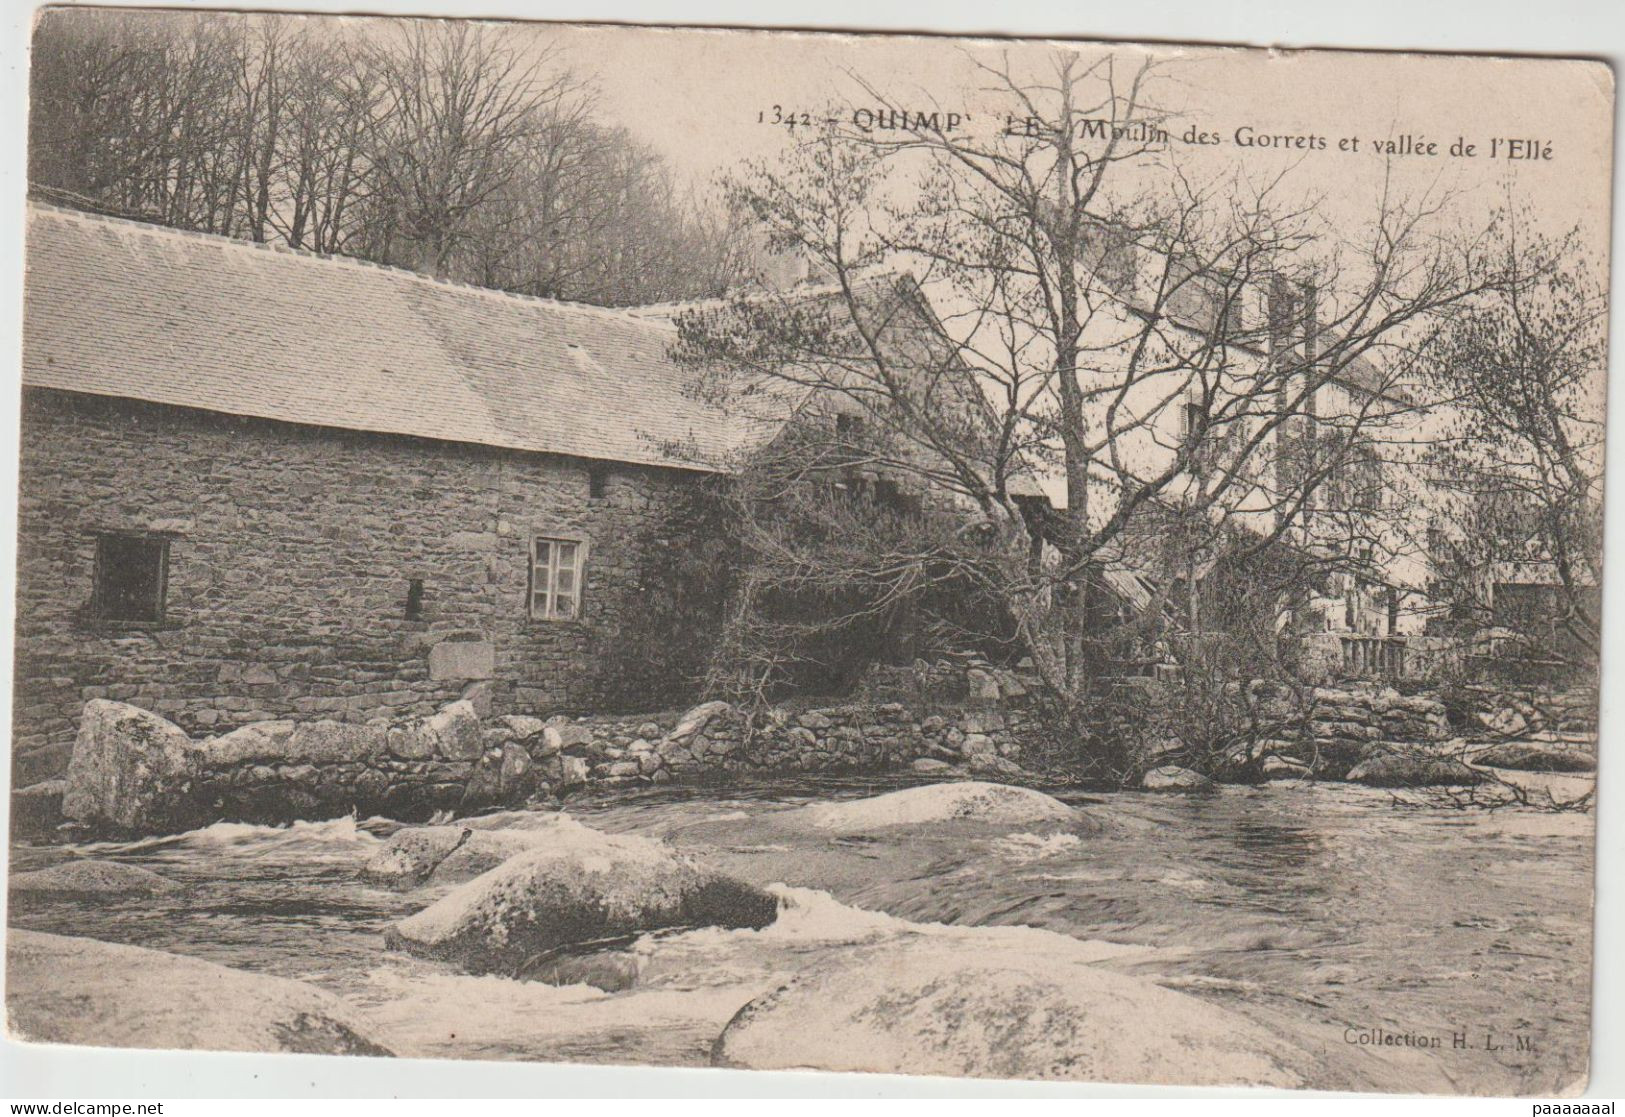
[571,701,1033,783]
[1456,684,1598,737]
[37,695,1038,836]
[1302,685,1452,748]
[26,677,1598,838]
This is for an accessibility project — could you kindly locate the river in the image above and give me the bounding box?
[7,776,1595,1094]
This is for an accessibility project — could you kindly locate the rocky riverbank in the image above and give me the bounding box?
[13,694,1047,838]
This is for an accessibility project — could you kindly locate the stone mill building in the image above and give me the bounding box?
[11,202,780,785]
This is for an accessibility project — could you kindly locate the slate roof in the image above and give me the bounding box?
[22,202,778,472]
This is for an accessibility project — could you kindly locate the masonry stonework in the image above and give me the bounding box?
[12,388,708,784]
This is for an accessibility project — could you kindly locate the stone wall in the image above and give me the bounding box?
[37,696,1039,836]
[561,700,1035,784]
[12,388,708,785]
[1456,684,1599,737]
[28,675,1600,837]
[1302,685,1452,749]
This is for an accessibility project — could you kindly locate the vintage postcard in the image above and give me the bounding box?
[5,6,1612,1096]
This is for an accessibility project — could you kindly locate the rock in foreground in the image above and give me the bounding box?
[384,824,778,973]
[10,860,182,898]
[712,935,1303,1086]
[787,781,1074,833]
[6,930,392,1057]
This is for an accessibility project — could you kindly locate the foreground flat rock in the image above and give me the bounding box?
[787,781,1074,832]
[384,824,778,973]
[10,859,182,898]
[6,930,392,1057]
[712,935,1303,1086]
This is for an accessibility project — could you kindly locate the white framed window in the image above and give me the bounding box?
[530,536,585,620]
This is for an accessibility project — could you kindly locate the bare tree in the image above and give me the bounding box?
[675,51,1516,734]
[359,22,578,276]
[1421,212,1606,672]
[273,37,381,253]
[31,10,243,231]
[30,10,751,304]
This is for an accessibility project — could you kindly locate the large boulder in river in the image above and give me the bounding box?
[362,826,479,888]
[1345,750,1486,787]
[712,934,1303,1086]
[360,816,578,889]
[1141,765,1213,792]
[10,859,182,899]
[1470,742,1596,773]
[63,700,207,833]
[384,823,779,973]
[6,930,393,1057]
[786,781,1074,833]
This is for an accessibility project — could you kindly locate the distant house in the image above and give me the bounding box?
[12,202,791,782]
[1489,560,1601,660]
[1058,232,1442,666]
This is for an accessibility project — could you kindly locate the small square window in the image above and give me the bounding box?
[405,578,425,621]
[588,466,608,499]
[530,536,585,620]
[93,533,168,623]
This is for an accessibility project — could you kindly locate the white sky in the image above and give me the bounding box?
[520,21,1614,246]
[69,11,1615,252]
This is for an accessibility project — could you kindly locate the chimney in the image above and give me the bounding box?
[1269,274,1324,523]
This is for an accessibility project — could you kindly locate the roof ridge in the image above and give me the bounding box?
[624,268,907,319]
[25,199,690,327]
[24,200,786,473]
